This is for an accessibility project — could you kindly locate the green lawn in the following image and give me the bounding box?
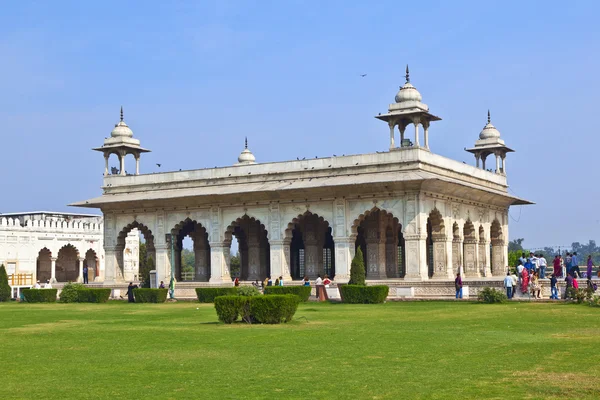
[1,301,599,400]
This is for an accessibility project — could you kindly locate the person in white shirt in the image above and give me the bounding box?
[529,253,539,273]
[315,275,323,285]
[538,255,547,279]
[44,280,52,289]
[34,281,41,289]
[517,263,524,287]
[503,272,514,299]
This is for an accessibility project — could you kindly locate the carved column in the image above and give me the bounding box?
[119,150,126,176]
[104,155,109,176]
[77,257,84,283]
[463,239,479,278]
[135,154,140,175]
[413,119,420,147]
[209,242,231,284]
[154,244,171,285]
[50,257,57,283]
[452,236,463,276]
[269,240,291,282]
[404,234,427,280]
[388,121,395,150]
[333,238,352,283]
[491,239,504,276]
[479,239,490,277]
[115,244,125,282]
[431,234,450,279]
[423,120,430,150]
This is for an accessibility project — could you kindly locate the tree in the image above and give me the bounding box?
[348,247,366,285]
[181,249,195,278]
[140,256,154,288]
[508,238,525,252]
[0,264,11,302]
[230,252,241,278]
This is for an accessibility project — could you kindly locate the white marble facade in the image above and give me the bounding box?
[74,69,530,285]
[0,212,104,283]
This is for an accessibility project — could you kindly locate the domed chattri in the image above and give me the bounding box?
[111,106,134,138]
[479,110,501,140]
[236,137,256,165]
[395,65,423,103]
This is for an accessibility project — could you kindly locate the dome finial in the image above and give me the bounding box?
[245,136,248,149]
[120,106,124,122]
[487,109,491,124]
[405,65,410,83]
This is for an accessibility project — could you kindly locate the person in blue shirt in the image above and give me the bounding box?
[571,252,581,277]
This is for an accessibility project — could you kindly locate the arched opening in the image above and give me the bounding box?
[171,219,210,282]
[36,248,52,283]
[117,222,155,282]
[56,244,79,282]
[288,212,334,280]
[426,209,446,278]
[107,152,121,175]
[353,208,401,280]
[226,215,269,281]
[84,249,98,282]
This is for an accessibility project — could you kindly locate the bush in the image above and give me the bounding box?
[60,283,87,303]
[237,285,262,297]
[214,294,300,324]
[477,287,508,304]
[339,285,389,304]
[0,264,11,302]
[589,296,600,307]
[264,286,311,302]
[133,288,168,303]
[77,288,112,303]
[348,247,366,285]
[196,287,239,303]
[22,289,58,303]
[250,295,300,324]
[214,295,248,323]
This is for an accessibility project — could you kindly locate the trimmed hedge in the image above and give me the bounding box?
[264,286,311,302]
[196,287,238,303]
[250,295,300,324]
[133,288,168,303]
[60,283,87,303]
[214,294,300,324]
[77,288,111,303]
[477,287,507,304]
[22,289,58,303]
[339,285,389,304]
[214,295,248,323]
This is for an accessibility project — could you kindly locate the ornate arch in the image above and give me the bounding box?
[463,219,476,239]
[490,219,502,243]
[225,215,269,245]
[117,221,155,245]
[427,208,445,238]
[285,211,332,241]
[350,207,399,238]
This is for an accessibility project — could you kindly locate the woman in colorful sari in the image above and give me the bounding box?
[521,268,529,294]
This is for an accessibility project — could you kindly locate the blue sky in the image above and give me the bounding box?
[1,0,598,249]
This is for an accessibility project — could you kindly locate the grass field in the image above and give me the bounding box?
[1,301,599,400]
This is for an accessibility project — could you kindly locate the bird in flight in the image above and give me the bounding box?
[156,163,161,167]
[360,74,367,77]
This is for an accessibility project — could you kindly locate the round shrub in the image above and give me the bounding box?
[133,288,168,303]
[339,285,389,304]
[249,294,300,324]
[237,285,261,297]
[60,283,86,303]
[214,295,248,323]
[196,287,238,303]
[264,285,311,302]
[477,287,508,303]
[22,289,58,303]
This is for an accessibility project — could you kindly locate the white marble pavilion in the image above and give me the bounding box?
[72,67,532,297]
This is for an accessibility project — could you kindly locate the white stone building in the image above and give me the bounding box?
[73,68,532,296]
[0,211,104,283]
